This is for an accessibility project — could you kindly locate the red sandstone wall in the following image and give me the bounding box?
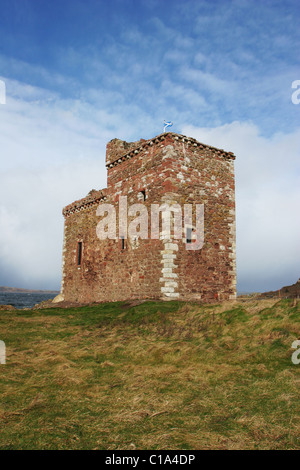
[61,133,236,303]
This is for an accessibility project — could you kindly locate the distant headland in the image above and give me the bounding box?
[0,286,60,294]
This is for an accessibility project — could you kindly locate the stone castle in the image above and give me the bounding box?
[59,132,236,303]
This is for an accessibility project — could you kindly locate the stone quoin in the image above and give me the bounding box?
[60,132,237,302]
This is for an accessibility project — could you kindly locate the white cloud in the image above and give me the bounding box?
[0,80,112,289]
[0,161,106,289]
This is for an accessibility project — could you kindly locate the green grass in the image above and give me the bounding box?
[0,298,299,450]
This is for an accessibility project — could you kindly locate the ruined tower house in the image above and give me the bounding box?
[60,132,236,303]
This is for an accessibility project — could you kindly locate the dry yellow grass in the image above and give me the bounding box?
[0,299,299,449]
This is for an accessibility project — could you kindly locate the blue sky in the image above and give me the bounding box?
[0,0,299,292]
[1,0,299,136]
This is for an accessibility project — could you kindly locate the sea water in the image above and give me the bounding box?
[0,292,58,309]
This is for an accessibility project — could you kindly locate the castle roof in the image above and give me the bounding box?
[63,189,107,218]
[63,132,236,218]
[105,132,235,169]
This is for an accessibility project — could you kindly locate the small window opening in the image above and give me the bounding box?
[121,236,125,250]
[138,190,146,202]
[186,227,193,244]
[77,241,83,265]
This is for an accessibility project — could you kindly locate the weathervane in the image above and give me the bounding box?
[163,120,173,133]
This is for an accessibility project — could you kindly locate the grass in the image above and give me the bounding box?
[0,298,299,450]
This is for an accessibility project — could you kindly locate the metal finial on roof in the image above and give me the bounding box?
[163,121,173,133]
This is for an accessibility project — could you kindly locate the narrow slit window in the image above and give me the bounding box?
[141,190,146,201]
[186,227,193,244]
[77,242,83,265]
[121,236,125,250]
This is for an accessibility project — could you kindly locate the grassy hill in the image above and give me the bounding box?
[0,299,299,450]
[259,279,300,299]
